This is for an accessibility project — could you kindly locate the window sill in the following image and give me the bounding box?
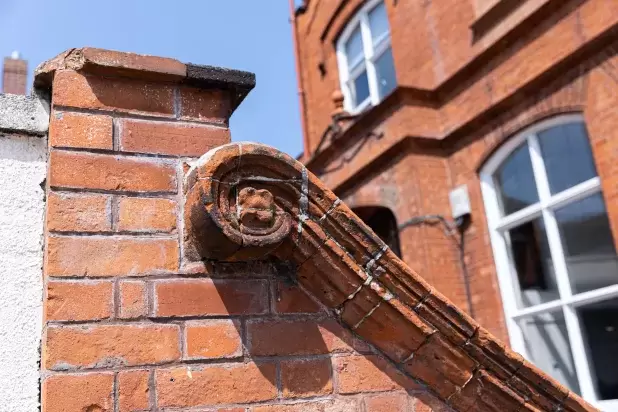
[347,97,373,116]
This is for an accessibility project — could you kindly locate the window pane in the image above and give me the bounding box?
[375,47,396,99]
[494,143,539,216]
[538,122,597,194]
[555,193,618,294]
[345,25,365,69]
[507,218,559,308]
[368,1,389,45]
[577,298,618,400]
[350,70,370,108]
[519,311,581,394]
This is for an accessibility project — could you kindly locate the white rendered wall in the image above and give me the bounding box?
[0,133,47,412]
[0,131,47,410]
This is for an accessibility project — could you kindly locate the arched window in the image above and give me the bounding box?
[354,206,401,258]
[480,114,618,408]
[336,0,396,113]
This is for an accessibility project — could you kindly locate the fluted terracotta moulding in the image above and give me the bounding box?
[184,142,598,412]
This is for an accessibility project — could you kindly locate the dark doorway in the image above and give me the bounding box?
[353,206,402,258]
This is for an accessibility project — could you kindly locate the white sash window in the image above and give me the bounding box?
[480,114,618,410]
[336,0,396,113]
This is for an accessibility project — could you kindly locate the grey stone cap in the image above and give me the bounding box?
[0,92,49,136]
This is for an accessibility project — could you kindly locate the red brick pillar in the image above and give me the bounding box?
[38,48,253,412]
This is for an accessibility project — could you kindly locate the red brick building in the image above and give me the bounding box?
[292,0,618,408]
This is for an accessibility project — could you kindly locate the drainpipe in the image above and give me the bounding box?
[289,0,310,159]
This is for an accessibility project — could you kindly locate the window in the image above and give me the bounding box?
[336,0,396,113]
[480,115,618,410]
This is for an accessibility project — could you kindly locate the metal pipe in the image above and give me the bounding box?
[398,214,476,318]
[289,0,310,159]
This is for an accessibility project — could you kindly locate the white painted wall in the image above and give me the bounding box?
[0,132,47,412]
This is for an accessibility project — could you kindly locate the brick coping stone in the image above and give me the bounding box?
[33,47,255,110]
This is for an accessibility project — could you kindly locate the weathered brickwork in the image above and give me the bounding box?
[295,0,618,343]
[38,48,453,412]
[35,45,599,411]
[181,141,596,411]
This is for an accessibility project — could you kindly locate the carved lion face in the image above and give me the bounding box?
[237,187,275,229]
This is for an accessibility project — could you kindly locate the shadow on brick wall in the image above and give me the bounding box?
[207,260,429,404]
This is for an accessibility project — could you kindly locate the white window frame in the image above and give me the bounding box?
[480,114,618,410]
[336,0,393,114]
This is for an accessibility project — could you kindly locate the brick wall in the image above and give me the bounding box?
[341,151,470,318]
[44,261,448,411]
[38,49,450,412]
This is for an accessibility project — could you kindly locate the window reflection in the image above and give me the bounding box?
[345,26,364,69]
[368,1,389,45]
[538,122,598,195]
[375,47,396,99]
[578,298,618,400]
[352,70,370,107]
[555,194,618,294]
[508,218,559,308]
[519,311,580,394]
[494,143,539,216]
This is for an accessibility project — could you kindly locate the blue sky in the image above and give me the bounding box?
[0,0,304,156]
